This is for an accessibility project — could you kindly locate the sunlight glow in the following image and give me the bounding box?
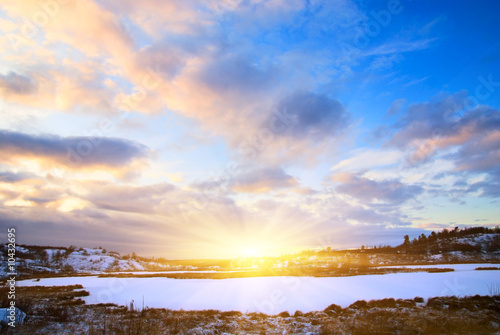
[231,238,293,259]
[241,246,260,258]
[58,198,88,212]
[5,199,33,207]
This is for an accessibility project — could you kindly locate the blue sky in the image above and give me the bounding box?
[0,0,499,258]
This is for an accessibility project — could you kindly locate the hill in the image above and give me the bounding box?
[0,245,176,279]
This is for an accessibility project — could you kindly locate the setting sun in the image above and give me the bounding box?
[233,239,272,258]
[242,247,259,258]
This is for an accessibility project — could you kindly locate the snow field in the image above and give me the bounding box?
[18,266,500,314]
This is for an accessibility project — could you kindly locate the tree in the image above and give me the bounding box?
[403,235,410,246]
[53,250,63,263]
[37,250,49,265]
[358,252,369,271]
[430,231,437,241]
[65,245,76,257]
[441,228,449,237]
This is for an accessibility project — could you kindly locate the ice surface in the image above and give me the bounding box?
[17,265,500,314]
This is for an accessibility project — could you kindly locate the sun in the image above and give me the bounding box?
[237,240,278,258]
[242,246,260,258]
[205,222,300,259]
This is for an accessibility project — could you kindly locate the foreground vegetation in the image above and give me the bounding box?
[1,285,499,334]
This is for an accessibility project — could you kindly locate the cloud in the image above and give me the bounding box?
[231,167,299,193]
[159,46,352,164]
[385,93,500,170]
[384,92,500,199]
[0,172,67,207]
[465,174,500,198]
[92,1,359,166]
[387,91,470,149]
[0,168,423,256]
[276,91,349,140]
[403,76,429,88]
[451,117,500,174]
[71,208,110,220]
[0,207,183,255]
[100,0,207,36]
[0,130,150,175]
[364,38,436,57]
[134,44,187,81]
[224,90,352,165]
[2,0,133,65]
[83,182,176,214]
[1,0,367,169]
[198,53,280,94]
[333,172,423,205]
[190,166,299,195]
[385,98,407,116]
[331,148,401,172]
[0,72,38,95]
[338,204,412,226]
[1,0,140,113]
[0,171,34,183]
[0,62,122,113]
[2,0,359,168]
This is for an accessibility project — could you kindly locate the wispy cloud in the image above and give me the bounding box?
[364,38,437,57]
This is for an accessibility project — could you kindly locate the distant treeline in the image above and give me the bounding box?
[399,226,500,255]
[302,226,500,256]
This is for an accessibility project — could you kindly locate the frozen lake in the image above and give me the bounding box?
[18,264,500,314]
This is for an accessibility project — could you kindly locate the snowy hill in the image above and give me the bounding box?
[0,245,175,279]
[397,227,500,256]
[47,247,146,272]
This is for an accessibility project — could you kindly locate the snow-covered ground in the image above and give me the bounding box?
[61,248,146,272]
[18,267,500,314]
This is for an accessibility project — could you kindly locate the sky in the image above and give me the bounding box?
[0,0,499,259]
